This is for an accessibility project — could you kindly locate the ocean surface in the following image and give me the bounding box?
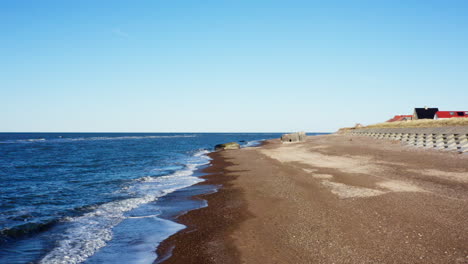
[0,133,323,264]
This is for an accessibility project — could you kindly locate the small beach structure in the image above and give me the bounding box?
[386,115,413,122]
[413,107,439,120]
[281,132,306,143]
[434,111,468,119]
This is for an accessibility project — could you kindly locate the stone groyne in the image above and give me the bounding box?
[347,126,468,153]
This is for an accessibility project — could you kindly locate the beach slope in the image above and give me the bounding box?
[160,134,468,264]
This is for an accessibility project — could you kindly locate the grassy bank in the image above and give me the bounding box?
[365,118,468,128]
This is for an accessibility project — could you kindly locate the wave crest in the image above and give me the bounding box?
[39,149,210,264]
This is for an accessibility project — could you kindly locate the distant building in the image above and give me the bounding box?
[434,111,468,119]
[413,107,439,120]
[387,115,413,122]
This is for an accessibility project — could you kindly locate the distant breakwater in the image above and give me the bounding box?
[347,126,468,153]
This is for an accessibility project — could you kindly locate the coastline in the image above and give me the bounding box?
[0,133,280,263]
[156,150,248,263]
[157,135,468,263]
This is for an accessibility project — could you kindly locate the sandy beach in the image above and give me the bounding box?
[158,134,468,264]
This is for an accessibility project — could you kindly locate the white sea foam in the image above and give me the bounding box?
[39,150,210,264]
[68,135,197,142]
[7,138,47,143]
[26,138,46,142]
[39,195,165,264]
[194,149,210,157]
[4,135,198,144]
[242,140,263,148]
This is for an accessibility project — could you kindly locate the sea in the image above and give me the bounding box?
[0,132,323,264]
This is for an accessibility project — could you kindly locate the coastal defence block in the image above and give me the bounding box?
[281,132,307,143]
[347,127,468,153]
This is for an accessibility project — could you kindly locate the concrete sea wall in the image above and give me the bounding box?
[348,126,468,153]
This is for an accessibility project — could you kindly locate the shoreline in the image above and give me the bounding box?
[156,140,274,263]
[155,150,247,263]
[157,135,468,263]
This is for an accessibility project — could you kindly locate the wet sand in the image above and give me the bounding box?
[158,135,468,264]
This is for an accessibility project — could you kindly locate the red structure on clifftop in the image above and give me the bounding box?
[387,115,413,122]
[434,111,468,119]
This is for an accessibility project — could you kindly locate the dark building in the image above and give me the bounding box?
[413,107,439,120]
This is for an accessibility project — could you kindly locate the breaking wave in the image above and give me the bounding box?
[39,150,211,264]
[0,135,197,144]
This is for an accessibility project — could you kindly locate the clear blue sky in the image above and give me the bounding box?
[1,0,467,132]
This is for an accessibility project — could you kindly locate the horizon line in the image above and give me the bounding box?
[0,131,333,134]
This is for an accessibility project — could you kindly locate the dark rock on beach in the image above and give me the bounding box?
[214,142,240,151]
